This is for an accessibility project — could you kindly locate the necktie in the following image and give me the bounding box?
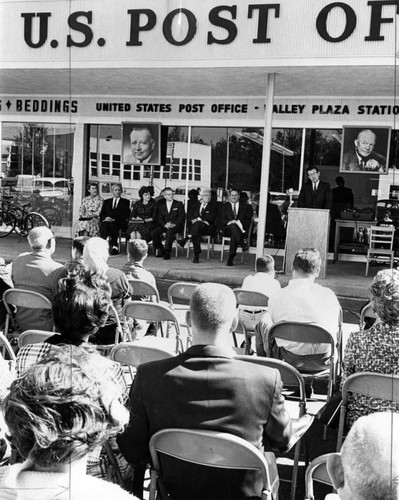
[113,198,118,209]
[233,203,237,218]
[313,183,317,192]
[201,204,206,216]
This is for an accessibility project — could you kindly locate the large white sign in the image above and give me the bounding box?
[0,0,396,68]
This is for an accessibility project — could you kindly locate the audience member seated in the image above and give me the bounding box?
[238,255,281,332]
[184,188,217,263]
[83,237,131,344]
[342,269,399,429]
[118,283,311,499]
[128,185,157,241]
[0,354,14,405]
[11,226,67,332]
[326,412,399,500]
[255,248,341,372]
[221,188,253,266]
[16,271,113,376]
[151,186,185,260]
[123,239,158,339]
[0,345,133,500]
[99,183,130,255]
[0,257,13,330]
[75,182,103,237]
[266,192,286,246]
[65,235,89,276]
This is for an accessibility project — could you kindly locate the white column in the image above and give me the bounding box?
[256,73,275,259]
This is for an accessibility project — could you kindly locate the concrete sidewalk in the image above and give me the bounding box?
[0,234,376,299]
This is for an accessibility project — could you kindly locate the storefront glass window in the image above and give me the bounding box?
[1,122,74,227]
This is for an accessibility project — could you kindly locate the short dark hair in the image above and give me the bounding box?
[335,176,345,185]
[127,239,148,262]
[293,248,321,275]
[72,236,89,256]
[256,255,275,273]
[306,166,320,173]
[138,185,153,199]
[4,345,128,468]
[53,271,111,342]
[87,182,98,191]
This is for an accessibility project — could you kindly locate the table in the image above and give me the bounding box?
[333,219,376,262]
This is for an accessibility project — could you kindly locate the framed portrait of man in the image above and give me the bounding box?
[122,122,161,165]
[340,126,391,174]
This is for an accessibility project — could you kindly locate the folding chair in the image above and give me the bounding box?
[167,282,200,348]
[233,288,269,355]
[220,218,253,263]
[123,301,184,354]
[149,429,273,500]
[110,342,174,388]
[235,355,310,500]
[359,301,376,330]
[304,453,334,500]
[337,372,399,451]
[18,329,57,348]
[2,289,53,338]
[186,235,215,260]
[128,279,160,302]
[0,331,16,366]
[365,225,395,276]
[231,320,247,355]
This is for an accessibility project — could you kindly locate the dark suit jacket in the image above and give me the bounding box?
[342,147,386,172]
[221,201,253,234]
[118,344,292,500]
[99,197,130,226]
[157,199,185,230]
[187,200,217,232]
[298,181,332,210]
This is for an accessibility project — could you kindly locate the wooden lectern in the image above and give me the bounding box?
[284,208,330,278]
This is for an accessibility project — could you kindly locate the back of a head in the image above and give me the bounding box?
[190,283,236,334]
[128,239,148,262]
[3,345,128,469]
[72,235,90,257]
[83,236,109,276]
[27,226,54,252]
[53,271,111,342]
[292,248,321,276]
[256,255,275,274]
[341,412,399,499]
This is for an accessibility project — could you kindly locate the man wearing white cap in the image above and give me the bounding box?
[11,226,67,332]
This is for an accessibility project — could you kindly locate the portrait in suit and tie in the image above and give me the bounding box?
[122,123,160,165]
[340,126,391,174]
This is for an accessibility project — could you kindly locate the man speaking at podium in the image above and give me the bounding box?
[298,166,332,210]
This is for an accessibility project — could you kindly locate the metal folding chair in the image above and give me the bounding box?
[304,453,334,500]
[18,329,56,348]
[186,235,215,260]
[149,429,273,500]
[128,279,160,302]
[167,282,200,349]
[365,225,395,276]
[337,372,399,451]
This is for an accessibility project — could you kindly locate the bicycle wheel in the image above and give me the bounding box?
[42,207,62,226]
[0,209,16,237]
[24,212,50,233]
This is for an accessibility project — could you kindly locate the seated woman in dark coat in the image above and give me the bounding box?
[128,185,157,242]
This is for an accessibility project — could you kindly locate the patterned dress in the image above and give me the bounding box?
[128,198,157,241]
[342,322,399,428]
[75,195,104,236]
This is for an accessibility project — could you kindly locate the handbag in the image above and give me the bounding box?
[317,391,342,429]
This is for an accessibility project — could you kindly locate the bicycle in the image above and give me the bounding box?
[0,193,50,238]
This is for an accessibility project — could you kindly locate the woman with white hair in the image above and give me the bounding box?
[83,237,131,344]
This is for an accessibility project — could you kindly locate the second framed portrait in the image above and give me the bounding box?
[340,126,391,174]
[122,122,161,165]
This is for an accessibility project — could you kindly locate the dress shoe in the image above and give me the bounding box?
[193,256,199,263]
[110,246,119,256]
[241,240,249,252]
[163,253,171,260]
[226,256,234,266]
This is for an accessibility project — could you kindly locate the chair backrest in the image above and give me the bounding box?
[369,225,395,250]
[3,288,52,311]
[167,282,198,307]
[110,342,173,367]
[233,289,269,309]
[235,355,306,416]
[0,331,16,363]
[359,301,376,330]
[337,372,399,450]
[149,428,272,500]
[18,329,56,348]
[304,453,334,500]
[128,279,160,302]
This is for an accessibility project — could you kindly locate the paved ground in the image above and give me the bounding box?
[1,234,377,300]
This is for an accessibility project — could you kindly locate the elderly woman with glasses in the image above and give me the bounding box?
[342,269,399,428]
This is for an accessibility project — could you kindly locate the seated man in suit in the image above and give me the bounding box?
[298,166,332,210]
[151,186,185,260]
[185,188,217,264]
[99,183,130,255]
[327,412,399,500]
[118,283,311,500]
[221,188,253,266]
